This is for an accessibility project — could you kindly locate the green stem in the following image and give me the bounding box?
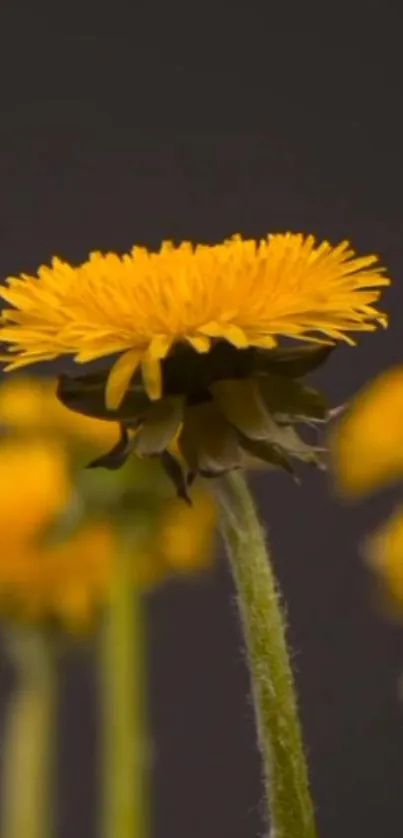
[1,628,56,838]
[214,470,317,838]
[100,548,149,838]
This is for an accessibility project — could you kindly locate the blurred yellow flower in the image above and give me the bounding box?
[0,439,71,542]
[330,366,403,616]
[135,488,216,588]
[0,437,110,628]
[331,365,403,496]
[0,374,118,453]
[365,508,403,610]
[160,489,216,571]
[0,521,114,630]
[0,430,216,629]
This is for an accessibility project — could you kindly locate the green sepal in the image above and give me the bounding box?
[86,424,132,470]
[210,378,281,440]
[179,401,241,476]
[269,424,327,468]
[134,397,183,457]
[160,450,192,504]
[57,372,150,422]
[56,342,332,422]
[253,344,334,378]
[258,375,328,421]
[239,435,295,477]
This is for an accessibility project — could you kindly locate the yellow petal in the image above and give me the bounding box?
[251,335,277,349]
[148,334,173,360]
[186,335,211,353]
[331,365,403,496]
[141,356,162,400]
[105,349,142,410]
[199,321,249,347]
[0,234,390,377]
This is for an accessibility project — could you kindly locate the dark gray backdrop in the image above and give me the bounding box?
[1,26,403,838]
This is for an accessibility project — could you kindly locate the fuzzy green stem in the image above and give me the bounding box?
[214,470,317,838]
[1,628,56,838]
[100,549,149,838]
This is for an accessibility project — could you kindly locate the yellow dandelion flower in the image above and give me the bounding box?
[0,521,114,630]
[0,435,216,627]
[0,234,389,494]
[331,365,403,496]
[160,488,216,571]
[101,487,217,590]
[0,375,119,453]
[0,439,71,542]
[365,508,403,611]
[0,437,113,628]
[330,366,403,617]
[131,488,217,588]
[0,235,388,400]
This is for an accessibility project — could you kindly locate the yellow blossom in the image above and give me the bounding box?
[0,439,71,542]
[0,374,118,453]
[0,234,388,407]
[95,486,216,591]
[160,488,216,570]
[365,508,403,610]
[1,234,388,490]
[0,438,111,628]
[330,366,403,617]
[0,521,114,630]
[0,436,216,628]
[137,488,217,587]
[331,365,403,496]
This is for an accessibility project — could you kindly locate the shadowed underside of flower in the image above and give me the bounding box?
[56,341,332,498]
[0,233,389,497]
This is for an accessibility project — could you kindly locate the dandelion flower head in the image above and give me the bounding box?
[365,507,403,612]
[0,439,71,541]
[0,521,114,630]
[331,365,403,618]
[0,234,389,407]
[331,365,403,496]
[0,439,216,627]
[0,234,389,492]
[0,438,113,628]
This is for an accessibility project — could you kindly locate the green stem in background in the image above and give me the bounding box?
[100,546,149,838]
[1,627,56,838]
[214,470,317,838]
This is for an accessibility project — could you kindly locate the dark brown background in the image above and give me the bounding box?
[1,21,403,838]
